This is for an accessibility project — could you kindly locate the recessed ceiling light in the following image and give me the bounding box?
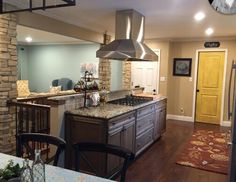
[25,36,32,42]
[194,12,205,21]
[205,28,214,36]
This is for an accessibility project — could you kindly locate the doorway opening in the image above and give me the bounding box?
[131,49,160,94]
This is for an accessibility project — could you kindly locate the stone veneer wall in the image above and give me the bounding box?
[99,34,111,90]
[0,14,17,154]
[99,59,111,90]
[122,61,131,89]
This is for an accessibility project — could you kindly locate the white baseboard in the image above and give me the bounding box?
[167,114,194,122]
[221,120,231,127]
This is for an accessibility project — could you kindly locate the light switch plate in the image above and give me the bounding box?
[189,77,193,82]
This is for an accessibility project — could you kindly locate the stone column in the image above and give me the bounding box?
[122,61,131,89]
[99,59,111,90]
[98,34,111,90]
[0,14,17,154]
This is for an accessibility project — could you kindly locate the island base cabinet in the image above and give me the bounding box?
[107,118,135,173]
[153,110,161,140]
[135,128,154,155]
[160,108,166,134]
[65,112,135,177]
[65,114,107,175]
[154,99,167,140]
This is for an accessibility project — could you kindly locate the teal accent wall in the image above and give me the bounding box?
[17,46,29,80]
[17,44,123,92]
[110,60,123,91]
[18,44,100,92]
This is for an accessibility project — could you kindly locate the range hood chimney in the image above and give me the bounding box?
[96,9,158,61]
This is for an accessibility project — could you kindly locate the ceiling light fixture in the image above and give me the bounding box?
[194,12,205,21]
[25,36,32,42]
[205,28,214,36]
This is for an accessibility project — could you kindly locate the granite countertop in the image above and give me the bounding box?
[68,103,134,119]
[68,96,166,119]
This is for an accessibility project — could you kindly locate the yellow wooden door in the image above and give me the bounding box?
[196,51,225,124]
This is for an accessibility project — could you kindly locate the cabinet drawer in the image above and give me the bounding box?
[136,128,153,153]
[137,104,155,117]
[136,112,154,135]
[109,112,135,130]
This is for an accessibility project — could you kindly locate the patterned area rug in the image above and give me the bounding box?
[176,130,229,174]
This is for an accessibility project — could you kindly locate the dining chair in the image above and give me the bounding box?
[17,133,66,166]
[73,142,135,182]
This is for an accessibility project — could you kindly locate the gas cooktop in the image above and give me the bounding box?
[108,95,153,106]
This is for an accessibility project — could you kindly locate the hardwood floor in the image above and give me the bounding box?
[126,119,229,182]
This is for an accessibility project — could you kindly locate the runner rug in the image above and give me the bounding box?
[176,129,230,174]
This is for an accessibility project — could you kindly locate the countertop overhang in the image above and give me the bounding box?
[66,95,166,120]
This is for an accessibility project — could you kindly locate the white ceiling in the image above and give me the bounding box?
[17,25,90,44]
[29,0,236,40]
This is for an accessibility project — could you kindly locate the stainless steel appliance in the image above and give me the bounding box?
[228,60,236,182]
[96,9,158,62]
[108,95,153,106]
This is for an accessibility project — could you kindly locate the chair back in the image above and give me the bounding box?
[52,79,59,87]
[17,133,66,166]
[73,142,135,182]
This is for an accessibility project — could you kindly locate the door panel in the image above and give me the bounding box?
[131,49,160,93]
[200,95,218,116]
[196,52,225,124]
[107,127,122,173]
[122,120,135,152]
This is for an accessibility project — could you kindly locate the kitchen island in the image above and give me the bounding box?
[64,96,167,175]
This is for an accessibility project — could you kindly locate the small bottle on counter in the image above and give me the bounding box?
[20,159,33,182]
[32,149,45,182]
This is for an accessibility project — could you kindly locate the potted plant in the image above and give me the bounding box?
[0,160,22,182]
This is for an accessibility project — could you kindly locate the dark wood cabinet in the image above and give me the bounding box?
[107,117,135,172]
[153,99,167,140]
[135,104,155,155]
[65,111,135,175]
[160,107,167,134]
[64,98,167,174]
[153,109,161,140]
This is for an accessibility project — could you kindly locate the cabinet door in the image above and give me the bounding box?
[160,108,166,134]
[153,110,161,140]
[107,126,123,173]
[122,120,135,153]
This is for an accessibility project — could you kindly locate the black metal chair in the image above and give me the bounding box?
[73,142,135,182]
[17,133,66,166]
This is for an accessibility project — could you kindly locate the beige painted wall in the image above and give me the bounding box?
[146,39,236,122]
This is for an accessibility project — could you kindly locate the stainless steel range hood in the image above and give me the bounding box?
[96,9,158,61]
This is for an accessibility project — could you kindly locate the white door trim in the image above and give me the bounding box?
[192,49,228,126]
[153,49,161,93]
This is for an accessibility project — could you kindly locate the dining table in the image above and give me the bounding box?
[0,153,115,182]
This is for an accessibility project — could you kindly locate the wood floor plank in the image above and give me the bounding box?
[126,120,228,182]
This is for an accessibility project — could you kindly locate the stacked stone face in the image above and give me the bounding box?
[122,61,131,89]
[98,34,111,91]
[99,59,111,90]
[0,14,17,154]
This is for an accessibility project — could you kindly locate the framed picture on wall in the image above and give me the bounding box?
[173,58,192,77]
